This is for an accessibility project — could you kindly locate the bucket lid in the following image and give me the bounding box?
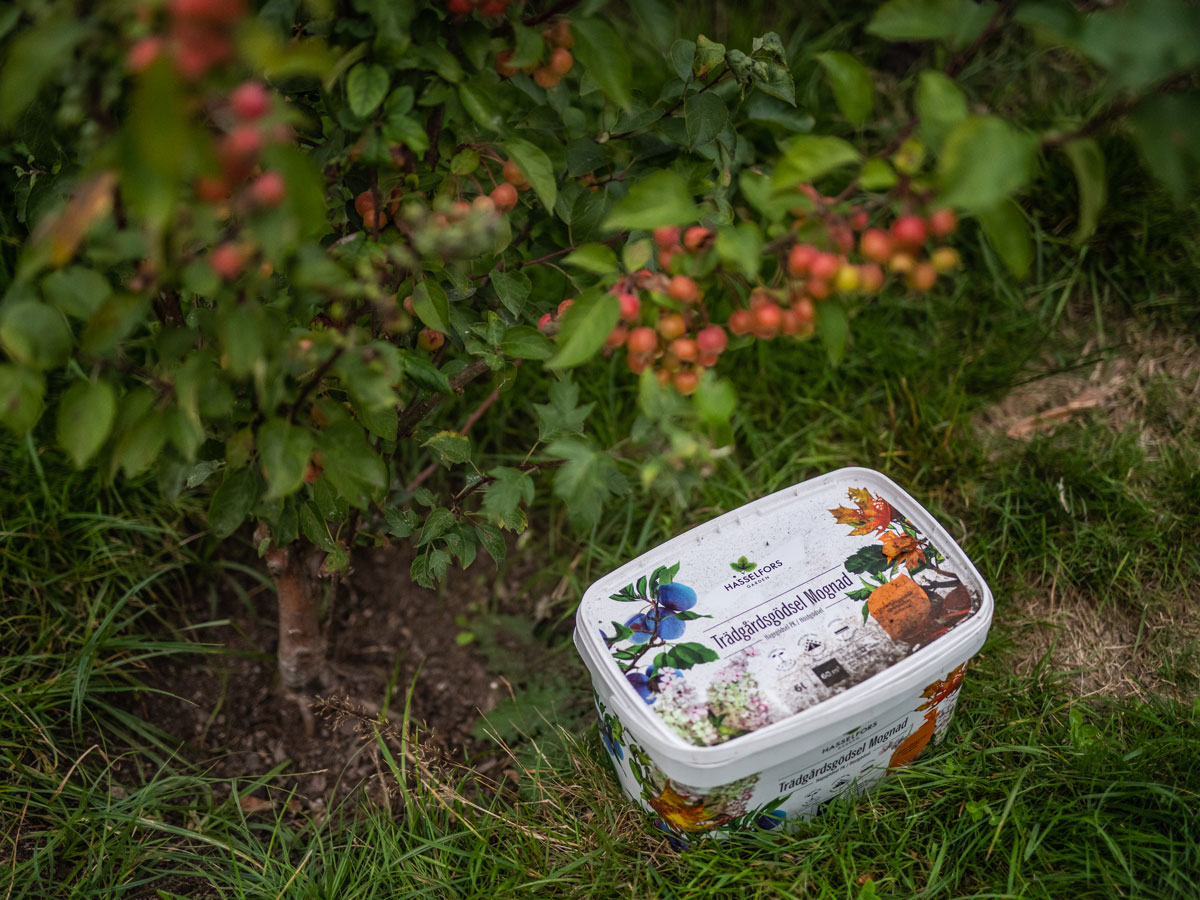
[574,467,993,765]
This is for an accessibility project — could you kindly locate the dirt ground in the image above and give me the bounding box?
[126,539,583,819]
[975,318,1200,700]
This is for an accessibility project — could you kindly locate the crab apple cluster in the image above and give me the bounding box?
[494,20,574,88]
[192,82,290,214]
[486,156,533,211]
[353,186,406,231]
[536,297,576,337]
[597,269,729,395]
[446,0,511,17]
[127,0,247,80]
[782,189,961,306]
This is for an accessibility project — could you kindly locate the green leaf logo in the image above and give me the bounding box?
[730,556,757,573]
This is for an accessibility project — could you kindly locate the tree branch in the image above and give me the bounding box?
[289,347,344,423]
[406,378,503,492]
[522,0,581,27]
[395,357,493,440]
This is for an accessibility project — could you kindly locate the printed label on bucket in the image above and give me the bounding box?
[597,662,969,842]
[591,481,982,747]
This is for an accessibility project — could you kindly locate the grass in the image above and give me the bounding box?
[5,12,1200,900]
[10,235,1199,899]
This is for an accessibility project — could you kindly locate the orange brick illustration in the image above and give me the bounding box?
[868,573,932,642]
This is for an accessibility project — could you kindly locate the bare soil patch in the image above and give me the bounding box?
[124,540,584,819]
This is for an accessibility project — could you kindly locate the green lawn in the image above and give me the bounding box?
[3,199,1199,897]
[4,4,1200,896]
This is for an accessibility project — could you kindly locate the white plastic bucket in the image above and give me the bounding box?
[573,467,993,840]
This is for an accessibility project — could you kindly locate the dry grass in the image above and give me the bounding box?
[977,316,1200,700]
[975,320,1200,453]
[1006,580,1200,701]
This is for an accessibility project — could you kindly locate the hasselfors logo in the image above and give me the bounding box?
[724,558,783,591]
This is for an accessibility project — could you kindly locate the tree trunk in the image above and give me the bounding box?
[265,543,326,690]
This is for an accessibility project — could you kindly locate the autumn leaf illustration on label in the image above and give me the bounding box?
[828,486,978,649]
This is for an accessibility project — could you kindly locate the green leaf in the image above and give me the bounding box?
[1074,0,1200,93]
[449,149,479,175]
[385,506,419,538]
[218,304,264,379]
[111,410,168,479]
[1128,93,1200,206]
[300,501,337,553]
[417,507,457,547]
[318,421,388,507]
[752,62,796,106]
[547,290,621,369]
[509,23,546,69]
[660,642,719,669]
[622,238,652,273]
[669,39,696,80]
[42,267,111,320]
[976,199,1033,280]
[814,52,874,128]
[0,301,72,370]
[474,521,506,564]
[545,438,629,531]
[715,223,764,280]
[56,379,116,468]
[937,116,1036,212]
[258,418,314,500]
[694,35,726,76]
[481,465,535,531]
[346,63,389,117]
[81,293,147,357]
[399,350,451,392]
[819,299,850,367]
[685,92,728,148]
[501,325,554,360]
[915,70,967,150]
[604,170,697,231]
[867,0,958,42]
[739,170,800,221]
[695,376,736,429]
[566,138,608,177]
[423,430,472,466]
[1061,138,1106,244]
[859,158,898,191]
[382,112,429,155]
[0,17,86,130]
[563,243,618,274]
[572,20,633,110]
[457,81,503,133]
[208,466,260,539]
[504,138,557,212]
[773,135,861,189]
[413,280,451,334]
[491,269,532,317]
[0,365,45,435]
[534,379,593,442]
